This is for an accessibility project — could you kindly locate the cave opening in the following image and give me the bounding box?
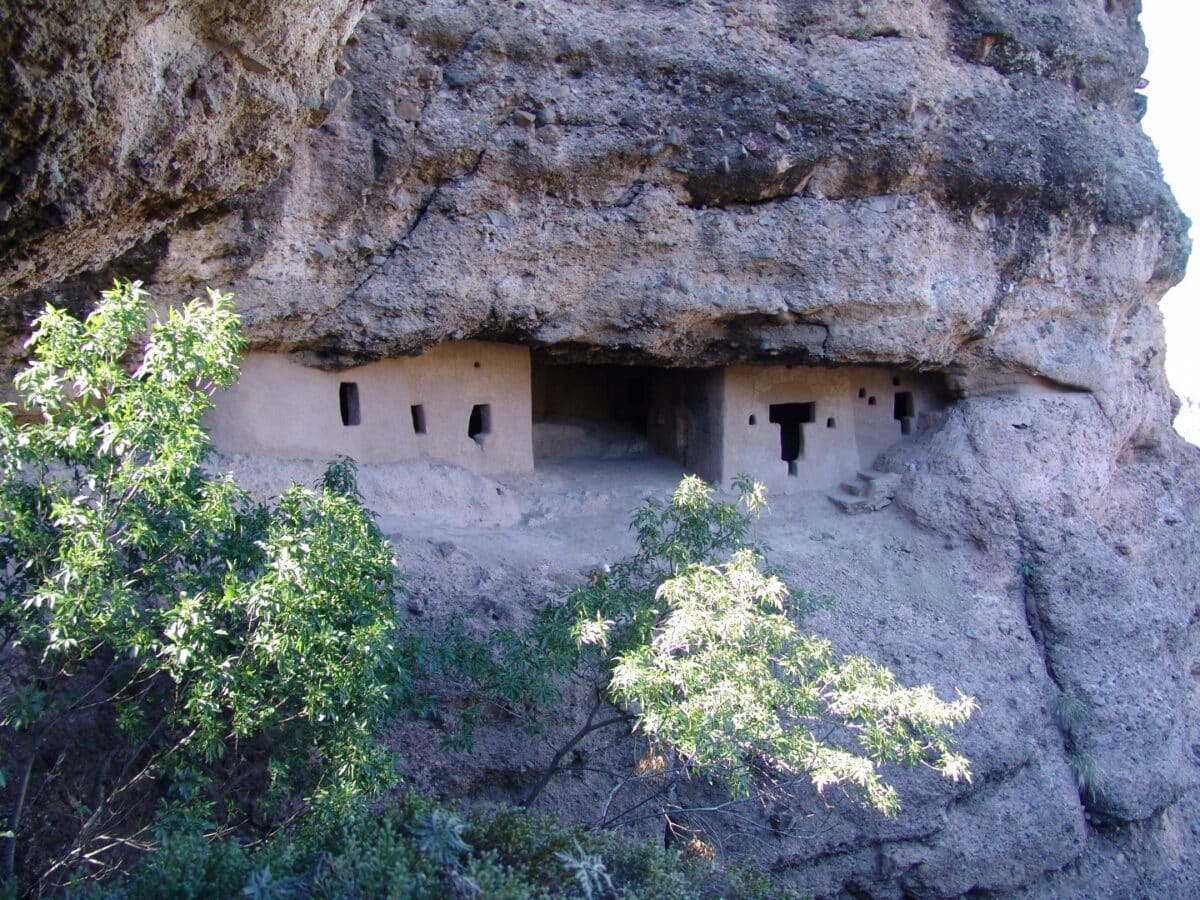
[531,360,653,461]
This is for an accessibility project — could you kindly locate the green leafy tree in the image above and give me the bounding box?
[454,476,975,824]
[0,281,419,890]
[609,547,974,815]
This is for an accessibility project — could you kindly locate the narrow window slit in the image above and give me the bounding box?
[339,382,360,427]
[411,404,426,434]
[468,403,492,444]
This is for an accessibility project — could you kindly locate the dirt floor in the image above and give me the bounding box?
[225,451,962,608]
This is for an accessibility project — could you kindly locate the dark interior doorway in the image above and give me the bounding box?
[531,361,652,460]
[769,402,815,476]
[894,391,915,434]
[468,403,491,443]
[339,382,361,427]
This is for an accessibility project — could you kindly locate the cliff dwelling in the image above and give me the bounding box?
[208,342,945,495]
[206,341,535,474]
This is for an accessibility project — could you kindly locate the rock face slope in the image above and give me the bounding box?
[2,1,1197,896]
[0,0,368,296]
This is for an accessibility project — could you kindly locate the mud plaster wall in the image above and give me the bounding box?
[647,369,724,480]
[206,341,532,473]
[210,351,941,490]
[717,366,943,493]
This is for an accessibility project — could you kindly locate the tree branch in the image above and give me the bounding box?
[521,690,632,808]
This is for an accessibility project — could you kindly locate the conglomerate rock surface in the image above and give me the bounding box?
[2,1,1198,896]
[0,0,368,298]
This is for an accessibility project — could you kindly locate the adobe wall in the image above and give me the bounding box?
[647,369,724,481]
[208,347,940,490]
[717,366,944,493]
[206,341,533,474]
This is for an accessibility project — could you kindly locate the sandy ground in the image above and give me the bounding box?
[227,452,953,602]
[219,452,990,678]
[223,448,1006,740]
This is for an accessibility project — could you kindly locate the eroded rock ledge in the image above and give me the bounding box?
[0,0,368,296]
[135,2,1185,393]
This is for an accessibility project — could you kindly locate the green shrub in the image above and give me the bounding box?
[101,795,783,899]
[453,476,976,817]
[611,547,975,814]
[0,281,423,889]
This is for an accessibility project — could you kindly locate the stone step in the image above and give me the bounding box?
[828,491,866,514]
[828,470,902,514]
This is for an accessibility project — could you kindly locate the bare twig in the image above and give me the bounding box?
[521,689,632,808]
[3,737,39,881]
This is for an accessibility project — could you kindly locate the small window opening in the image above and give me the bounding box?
[748,414,757,426]
[892,376,902,386]
[411,404,426,434]
[826,417,836,428]
[858,387,866,398]
[769,402,815,476]
[339,382,360,427]
[468,403,492,444]
[868,396,877,406]
[473,361,481,369]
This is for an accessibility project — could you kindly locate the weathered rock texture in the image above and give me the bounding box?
[3,1,1198,896]
[0,0,368,296]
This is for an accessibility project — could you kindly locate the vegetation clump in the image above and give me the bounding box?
[100,794,780,899]
[450,476,976,823]
[0,281,425,890]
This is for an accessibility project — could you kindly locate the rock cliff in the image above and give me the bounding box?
[2,1,1197,896]
[0,0,367,296]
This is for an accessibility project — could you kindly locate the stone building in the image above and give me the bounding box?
[208,342,942,492]
[698,365,942,493]
[206,342,533,474]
